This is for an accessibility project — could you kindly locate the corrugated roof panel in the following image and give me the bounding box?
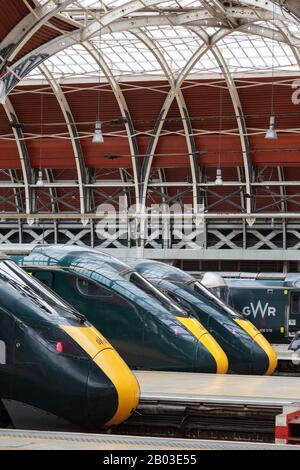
[0,0,31,41]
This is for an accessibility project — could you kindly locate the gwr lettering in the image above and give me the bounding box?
[242,301,276,319]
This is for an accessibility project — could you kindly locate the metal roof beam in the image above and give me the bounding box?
[0,212,299,220]
[276,0,300,20]
[82,41,140,205]
[2,98,32,214]
[241,0,296,24]
[39,63,87,215]
[140,28,232,213]
[209,45,252,214]
[0,0,75,73]
[135,30,201,212]
[1,1,299,99]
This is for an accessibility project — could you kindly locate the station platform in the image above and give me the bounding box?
[112,371,300,442]
[0,430,299,450]
[274,344,300,364]
[135,371,300,406]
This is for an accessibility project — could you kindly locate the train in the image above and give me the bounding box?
[0,253,139,430]
[14,246,228,374]
[127,259,277,375]
[224,274,300,345]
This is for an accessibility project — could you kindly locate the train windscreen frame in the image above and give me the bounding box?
[193,280,243,320]
[0,260,85,322]
[124,271,188,317]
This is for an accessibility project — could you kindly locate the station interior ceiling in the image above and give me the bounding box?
[1,1,300,270]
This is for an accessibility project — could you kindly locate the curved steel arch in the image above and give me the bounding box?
[82,41,140,205]
[2,98,32,214]
[39,63,87,215]
[277,0,300,21]
[0,0,75,73]
[207,45,253,214]
[134,29,201,212]
[242,0,297,24]
[261,19,300,216]
[137,16,294,213]
[0,1,298,220]
[139,27,236,210]
[0,1,298,100]
[0,0,176,99]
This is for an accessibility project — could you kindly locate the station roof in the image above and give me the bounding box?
[1,1,300,217]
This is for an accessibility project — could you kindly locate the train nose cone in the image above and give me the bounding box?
[177,317,228,374]
[192,339,222,373]
[61,324,140,427]
[235,320,277,375]
[197,333,228,374]
[250,335,278,375]
[88,348,140,428]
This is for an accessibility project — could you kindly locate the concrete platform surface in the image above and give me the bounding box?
[135,370,300,406]
[0,430,299,450]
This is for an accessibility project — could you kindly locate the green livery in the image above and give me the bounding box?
[227,275,300,344]
[14,246,227,374]
[127,259,277,375]
[0,254,140,430]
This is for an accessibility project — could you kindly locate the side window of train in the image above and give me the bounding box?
[32,270,54,289]
[291,294,300,315]
[75,277,113,299]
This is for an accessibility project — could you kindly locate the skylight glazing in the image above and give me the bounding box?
[27,1,300,83]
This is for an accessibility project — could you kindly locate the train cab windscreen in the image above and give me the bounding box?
[123,271,189,317]
[210,286,230,304]
[0,260,85,322]
[192,280,243,320]
[200,272,230,304]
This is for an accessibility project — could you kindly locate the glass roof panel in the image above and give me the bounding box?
[141,26,202,74]
[216,31,298,75]
[25,2,300,83]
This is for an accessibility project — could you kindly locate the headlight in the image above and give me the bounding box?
[32,326,87,358]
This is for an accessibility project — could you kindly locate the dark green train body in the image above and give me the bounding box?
[0,255,139,430]
[127,259,277,375]
[14,246,228,374]
[227,274,300,344]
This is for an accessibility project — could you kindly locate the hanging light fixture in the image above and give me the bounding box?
[265,114,277,140]
[92,5,104,144]
[265,3,278,140]
[92,120,104,143]
[37,93,44,187]
[215,80,224,186]
[36,169,44,187]
[215,168,223,186]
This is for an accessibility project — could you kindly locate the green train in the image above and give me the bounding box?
[225,274,300,345]
[14,246,228,374]
[0,254,139,430]
[127,260,277,376]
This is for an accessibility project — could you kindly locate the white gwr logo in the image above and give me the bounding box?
[0,340,6,365]
[242,301,276,319]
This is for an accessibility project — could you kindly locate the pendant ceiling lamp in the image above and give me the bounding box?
[93,5,104,144]
[265,3,278,140]
[215,81,224,186]
[92,120,104,143]
[36,169,44,187]
[37,93,44,187]
[215,168,223,186]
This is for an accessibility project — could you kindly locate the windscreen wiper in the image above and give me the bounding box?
[56,304,86,323]
[0,275,54,314]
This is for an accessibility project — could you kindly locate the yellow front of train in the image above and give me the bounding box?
[176,316,229,374]
[61,323,140,427]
